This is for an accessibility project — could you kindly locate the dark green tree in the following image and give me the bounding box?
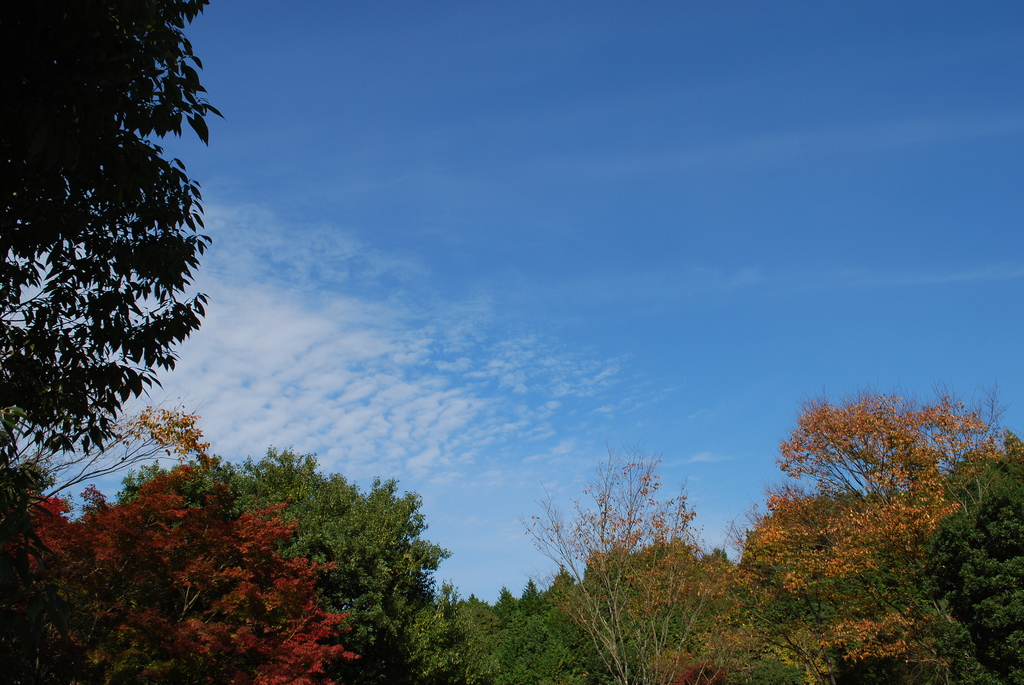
[2,0,218,450]
[490,578,602,685]
[926,434,1024,685]
[230,449,449,685]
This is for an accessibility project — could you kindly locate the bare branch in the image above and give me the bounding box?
[525,444,723,685]
[13,406,209,498]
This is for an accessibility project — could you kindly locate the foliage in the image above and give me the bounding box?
[0,405,207,669]
[528,446,724,685]
[926,433,1024,684]
[735,491,847,682]
[738,393,1004,684]
[435,577,609,685]
[487,578,602,685]
[2,0,218,451]
[231,449,453,685]
[22,406,209,499]
[122,447,452,685]
[0,408,70,667]
[669,663,728,685]
[404,583,499,685]
[457,594,502,683]
[2,0,217,655]
[14,465,355,684]
[741,660,804,685]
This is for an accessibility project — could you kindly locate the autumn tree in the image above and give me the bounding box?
[0,405,209,669]
[13,406,209,499]
[121,447,460,685]
[527,446,725,685]
[738,393,1004,684]
[17,465,355,684]
[736,488,855,684]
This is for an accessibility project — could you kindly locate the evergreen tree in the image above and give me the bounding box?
[926,434,1024,684]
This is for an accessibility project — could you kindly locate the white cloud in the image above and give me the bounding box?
[685,451,733,464]
[157,284,491,479]
[530,114,1024,181]
[154,204,624,484]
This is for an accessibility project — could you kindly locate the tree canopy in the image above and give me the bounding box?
[527,446,725,685]
[926,434,1024,684]
[121,448,455,685]
[1,0,218,451]
[11,465,355,684]
[738,393,1005,684]
[1,393,1020,684]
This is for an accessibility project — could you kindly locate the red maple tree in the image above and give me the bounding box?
[35,466,356,684]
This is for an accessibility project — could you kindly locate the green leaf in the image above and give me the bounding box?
[188,114,209,144]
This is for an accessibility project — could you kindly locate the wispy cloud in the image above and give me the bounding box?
[199,203,429,301]
[824,264,1024,289]
[462,335,621,398]
[156,204,624,483]
[158,285,486,477]
[685,451,733,464]
[533,114,1024,180]
[750,262,1024,301]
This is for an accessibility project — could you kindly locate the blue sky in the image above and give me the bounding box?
[145,1,1024,600]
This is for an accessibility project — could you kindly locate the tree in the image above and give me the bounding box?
[230,449,451,685]
[0,405,209,666]
[737,393,1004,684]
[404,583,498,685]
[736,488,856,684]
[121,447,453,685]
[1,0,218,648]
[926,433,1024,685]
[488,578,600,685]
[2,0,218,451]
[527,446,724,685]
[15,465,355,684]
[19,405,209,499]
